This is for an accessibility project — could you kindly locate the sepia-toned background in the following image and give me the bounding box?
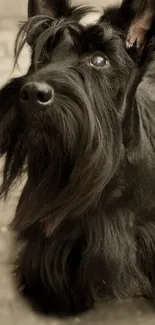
[0,1,155,325]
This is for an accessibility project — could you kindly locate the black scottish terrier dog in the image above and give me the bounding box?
[1,0,155,315]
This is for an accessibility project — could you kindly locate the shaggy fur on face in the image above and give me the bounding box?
[1,0,155,315]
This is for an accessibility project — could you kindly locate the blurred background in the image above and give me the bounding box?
[0,0,120,86]
[0,0,118,17]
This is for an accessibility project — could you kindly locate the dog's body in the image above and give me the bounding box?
[1,0,155,315]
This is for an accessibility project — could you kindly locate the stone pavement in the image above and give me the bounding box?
[0,1,155,324]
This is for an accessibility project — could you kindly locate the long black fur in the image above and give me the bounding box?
[1,0,155,315]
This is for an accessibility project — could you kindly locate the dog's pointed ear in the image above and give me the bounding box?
[103,0,154,50]
[28,0,71,18]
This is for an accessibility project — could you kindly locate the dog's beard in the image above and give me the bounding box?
[0,69,123,236]
[0,77,27,193]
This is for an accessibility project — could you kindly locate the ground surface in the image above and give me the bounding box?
[0,1,155,324]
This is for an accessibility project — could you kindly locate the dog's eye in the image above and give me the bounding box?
[89,52,109,68]
[38,51,49,64]
[41,52,48,61]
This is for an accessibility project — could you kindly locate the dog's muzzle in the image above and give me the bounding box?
[20,81,55,111]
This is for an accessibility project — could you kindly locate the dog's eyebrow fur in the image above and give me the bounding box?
[14,5,98,66]
[15,17,85,68]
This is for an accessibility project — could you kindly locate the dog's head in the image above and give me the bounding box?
[0,0,150,234]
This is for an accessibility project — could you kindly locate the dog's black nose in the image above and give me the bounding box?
[20,82,54,108]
